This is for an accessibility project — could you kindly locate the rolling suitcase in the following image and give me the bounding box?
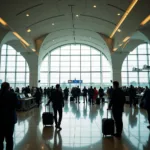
[96,98,100,105]
[42,105,53,126]
[102,110,114,136]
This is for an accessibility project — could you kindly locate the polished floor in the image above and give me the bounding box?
[10,97,150,150]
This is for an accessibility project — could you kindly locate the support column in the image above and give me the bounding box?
[21,52,38,87]
[111,53,127,86]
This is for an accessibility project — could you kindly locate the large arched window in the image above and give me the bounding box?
[0,44,29,88]
[122,43,150,87]
[40,44,111,89]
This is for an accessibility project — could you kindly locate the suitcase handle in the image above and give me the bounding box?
[45,105,50,112]
[107,109,112,119]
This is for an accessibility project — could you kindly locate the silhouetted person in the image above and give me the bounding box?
[129,85,136,108]
[141,89,150,129]
[82,86,88,103]
[52,84,64,130]
[34,88,42,107]
[93,87,98,104]
[99,87,104,102]
[76,86,81,103]
[0,82,18,150]
[108,81,125,137]
[88,86,94,105]
[64,87,69,101]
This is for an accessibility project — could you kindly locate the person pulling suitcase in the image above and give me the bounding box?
[51,84,64,131]
[108,81,125,138]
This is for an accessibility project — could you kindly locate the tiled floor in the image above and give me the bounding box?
[11,97,150,150]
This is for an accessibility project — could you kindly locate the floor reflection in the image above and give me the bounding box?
[13,98,150,150]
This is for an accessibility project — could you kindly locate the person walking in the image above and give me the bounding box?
[108,81,125,137]
[64,87,69,101]
[0,82,18,150]
[89,86,94,105]
[51,84,64,130]
[93,87,98,104]
[141,88,150,129]
[99,87,104,103]
[76,86,81,103]
[82,86,88,103]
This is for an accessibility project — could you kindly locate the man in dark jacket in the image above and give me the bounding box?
[76,86,81,103]
[141,89,150,129]
[108,81,125,137]
[51,84,64,130]
[82,86,88,103]
[129,85,136,108]
[64,87,69,101]
[0,82,18,150]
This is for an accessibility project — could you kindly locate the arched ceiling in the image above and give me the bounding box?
[0,0,150,59]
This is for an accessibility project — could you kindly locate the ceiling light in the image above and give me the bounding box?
[13,32,30,47]
[110,0,139,38]
[140,15,150,26]
[52,23,55,26]
[117,13,121,16]
[76,14,79,17]
[32,49,36,52]
[27,29,31,33]
[26,14,29,17]
[123,36,130,42]
[113,48,117,51]
[93,5,96,8]
[118,29,121,32]
[53,40,55,42]
[0,17,7,26]
[119,44,123,47]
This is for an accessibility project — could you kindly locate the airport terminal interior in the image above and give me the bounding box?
[0,0,150,149]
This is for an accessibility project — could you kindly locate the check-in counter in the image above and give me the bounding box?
[17,94,37,111]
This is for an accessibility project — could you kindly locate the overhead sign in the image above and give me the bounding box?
[68,80,83,83]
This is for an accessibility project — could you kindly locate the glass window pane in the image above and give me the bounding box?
[60,67,70,72]
[91,56,100,62]
[60,73,70,83]
[51,61,59,67]
[60,56,70,61]
[81,56,90,61]
[51,48,60,55]
[61,46,70,55]
[138,44,147,54]
[7,56,16,61]
[71,73,80,80]
[50,73,59,83]
[92,73,100,83]
[81,67,90,71]
[71,44,80,55]
[40,73,48,83]
[81,73,90,83]
[61,62,70,67]
[128,55,137,61]
[71,56,80,61]
[138,55,147,61]
[91,48,100,55]
[81,45,90,55]
[51,56,59,61]
[71,62,80,67]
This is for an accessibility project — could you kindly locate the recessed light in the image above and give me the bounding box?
[117,13,121,16]
[32,49,36,52]
[27,29,31,33]
[113,48,117,51]
[53,40,55,42]
[118,29,121,32]
[123,36,130,42]
[93,5,96,8]
[76,14,79,17]
[26,14,29,17]
[119,44,123,47]
[52,23,55,26]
